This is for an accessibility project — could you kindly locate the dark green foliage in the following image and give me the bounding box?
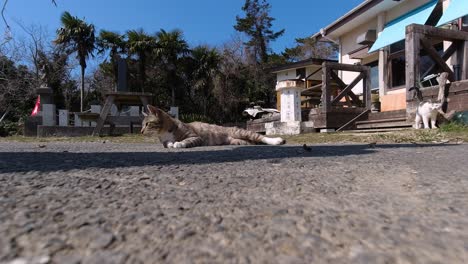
[126,29,157,93]
[234,0,284,64]
[96,30,126,86]
[179,113,215,124]
[0,120,22,137]
[55,11,96,112]
[282,37,338,62]
[0,56,36,122]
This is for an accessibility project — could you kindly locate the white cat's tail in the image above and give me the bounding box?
[227,127,285,145]
[261,137,286,145]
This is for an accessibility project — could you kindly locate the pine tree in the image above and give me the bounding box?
[234,0,284,64]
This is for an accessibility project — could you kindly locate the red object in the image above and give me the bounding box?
[31,95,41,116]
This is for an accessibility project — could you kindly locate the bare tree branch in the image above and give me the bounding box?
[1,0,9,31]
[2,0,57,32]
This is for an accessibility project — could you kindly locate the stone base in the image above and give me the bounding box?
[23,116,42,137]
[265,121,316,135]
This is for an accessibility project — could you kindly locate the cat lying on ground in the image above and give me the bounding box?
[141,105,285,148]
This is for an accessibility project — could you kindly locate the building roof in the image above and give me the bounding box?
[311,0,429,41]
[270,58,337,73]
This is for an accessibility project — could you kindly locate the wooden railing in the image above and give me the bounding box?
[405,24,468,100]
[302,62,371,113]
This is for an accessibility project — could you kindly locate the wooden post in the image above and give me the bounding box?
[322,62,331,113]
[463,41,468,80]
[405,25,421,101]
[364,67,372,110]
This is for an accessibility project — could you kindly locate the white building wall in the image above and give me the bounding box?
[276,70,297,82]
[339,19,377,94]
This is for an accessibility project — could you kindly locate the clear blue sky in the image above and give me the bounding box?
[4,0,362,53]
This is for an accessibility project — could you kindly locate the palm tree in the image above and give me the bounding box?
[154,29,190,106]
[190,46,220,115]
[55,11,95,112]
[96,30,126,87]
[126,29,156,93]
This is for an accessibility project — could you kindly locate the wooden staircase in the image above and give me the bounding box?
[354,110,412,130]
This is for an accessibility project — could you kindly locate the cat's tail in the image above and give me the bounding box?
[261,136,286,145]
[228,127,285,145]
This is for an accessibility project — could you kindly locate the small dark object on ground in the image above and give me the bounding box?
[302,144,312,152]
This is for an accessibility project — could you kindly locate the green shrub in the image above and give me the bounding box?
[439,122,468,133]
[179,113,215,124]
[0,120,23,137]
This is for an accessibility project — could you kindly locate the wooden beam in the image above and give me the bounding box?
[330,71,362,106]
[324,61,370,72]
[407,24,468,41]
[364,67,372,110]
[463,41,468,80]
[93,95,115,136]
[421,40,459,78]
[406,30,421,101]
[331,72,364,104]
[336,109,370,132]
[420,38,455,82]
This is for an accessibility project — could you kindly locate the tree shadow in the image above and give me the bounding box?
[0,143,456,173]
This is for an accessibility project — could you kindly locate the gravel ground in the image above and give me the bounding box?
[0,141,467,264]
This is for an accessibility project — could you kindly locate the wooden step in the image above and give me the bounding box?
[356,117,412,129]
[342,127,413,133]
[367,110,406,121]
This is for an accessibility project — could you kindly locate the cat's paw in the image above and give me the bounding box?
[172,142,187,148]
[167,142,174,148]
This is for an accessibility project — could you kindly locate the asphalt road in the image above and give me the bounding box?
[1,141,467,264]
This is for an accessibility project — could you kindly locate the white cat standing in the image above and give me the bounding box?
[414,101,442,129]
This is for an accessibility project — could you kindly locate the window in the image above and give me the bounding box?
[420,42,444,78]
[388,40,406,88]
[366,61,379,91]
[387,40,444,89]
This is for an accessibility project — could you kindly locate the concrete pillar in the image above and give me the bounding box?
[42,104,56,126]
[58,110,69,126]
[377,12,388,97]
[36,87,53,111]
[74,114,82,127]
[111,105,119,116]
[169,107,179,119]
[90,105,101,127]
[130,106,140,116]
[277,86,302,122]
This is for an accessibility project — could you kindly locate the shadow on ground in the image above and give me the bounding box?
[0,143,456,173]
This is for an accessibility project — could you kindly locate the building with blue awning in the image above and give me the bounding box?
[270,0,468,132]
[306,0,468,114]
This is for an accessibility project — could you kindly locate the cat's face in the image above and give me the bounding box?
[141,105,164,135]
[430,103,442,110]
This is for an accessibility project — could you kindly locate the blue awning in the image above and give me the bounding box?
[436,0,468,27]
[368,0,438,53]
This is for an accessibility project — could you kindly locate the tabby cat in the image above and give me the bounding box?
[141,105,285,148]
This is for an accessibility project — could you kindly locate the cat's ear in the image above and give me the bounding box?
[147,105,160,115]
[142,110,148,117]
